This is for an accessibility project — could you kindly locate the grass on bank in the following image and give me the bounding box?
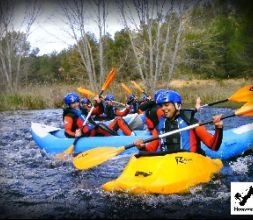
[0,95,46,111]
[0,78,251,111]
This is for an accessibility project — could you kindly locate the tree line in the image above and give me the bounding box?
[0,0,252,94]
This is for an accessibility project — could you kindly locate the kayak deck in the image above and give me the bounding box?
[102,152,223,194]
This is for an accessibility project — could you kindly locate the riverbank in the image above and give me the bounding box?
[0,78,251,111]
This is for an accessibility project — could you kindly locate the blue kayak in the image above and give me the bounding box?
[31,122,253,159]
[31,122,151,154]
[202,123,253,160]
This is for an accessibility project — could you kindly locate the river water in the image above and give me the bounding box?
[0,108,253,219]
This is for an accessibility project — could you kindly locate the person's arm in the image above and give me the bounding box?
[115,106,131,117]
[195,97,201,111]
[146,116,155,130]
[90,95,104,115]
[194,115,223,151]
[81,124,95,135]
[134,129,160,152]
[134,119,160,153]
[64,116,75,137]
[96,104,109,120]
[145,128,160,152]
[92,103,104,115]
[75,117,96,136]
[64,116,80,137]
[135,107,163,152]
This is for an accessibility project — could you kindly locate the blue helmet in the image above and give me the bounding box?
[141,95,148,101]
[105,94,115,101]
[154,89,167,102]
[80,98,91,105]
[128,94,136,100]
[156,90,182,105]
[64,92,80,105]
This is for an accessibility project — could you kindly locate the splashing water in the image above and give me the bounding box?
[229,155,253,175]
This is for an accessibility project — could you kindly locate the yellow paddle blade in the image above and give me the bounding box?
[235,102,253,117]
[77,87,96,98]
[131,80,144,93]
[73,146,125,170]
[229,85,253,102]
[101,68,117,91]
[55,144,74,160]
[121,83,132,95]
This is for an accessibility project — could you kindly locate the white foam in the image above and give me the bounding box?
[229,155,253,175]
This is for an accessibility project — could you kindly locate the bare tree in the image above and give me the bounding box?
[94,0,108,85]
[0,0,40,93]
[60,0,97,91]
[60,0,109,91]
[118,0,196,93]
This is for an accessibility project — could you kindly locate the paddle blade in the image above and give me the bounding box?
[235,102,253,117]
[131,80,144,93]
[121,83,132,95]
[77,87,96,98]
[55,144,74,160]
[73,146,125,170]
[101,68,117,91]
[228,85,253,102]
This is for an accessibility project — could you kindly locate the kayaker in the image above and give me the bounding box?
[134,90,223,154]
[63,92,135,138]
[127,94,139,114]
[80,97,92,111]
[96,94,131,120]
[138,95,152,114]
[139,95,151,105]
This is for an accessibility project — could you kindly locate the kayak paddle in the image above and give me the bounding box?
[55,68,117,160]
[77,87,96,98]
[72,102,253,170]
[82,68,117,127]
[200,84,253,108]
[130,80,149,96]
[111,100,126,107]
[121,83,133,95]
[78,86,126,107]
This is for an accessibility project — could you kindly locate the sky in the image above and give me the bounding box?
[13,0,125,55]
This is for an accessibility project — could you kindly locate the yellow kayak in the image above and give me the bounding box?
[102,152,223,195]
